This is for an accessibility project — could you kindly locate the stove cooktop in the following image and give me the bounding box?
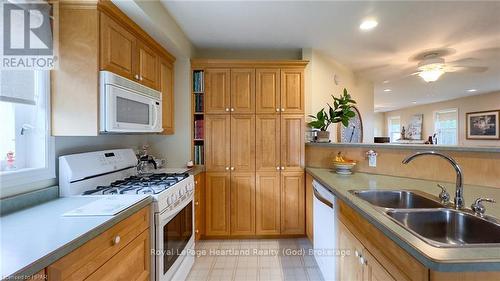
[82,173,189,195]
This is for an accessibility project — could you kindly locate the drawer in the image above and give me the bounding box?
[85,230,150,281]
[47,206,150,281]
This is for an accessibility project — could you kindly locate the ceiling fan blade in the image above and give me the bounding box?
[447,66,488,73]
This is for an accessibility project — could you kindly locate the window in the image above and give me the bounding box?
[388,116,401,142]
[0,70,54,190]
[434,109,458,145]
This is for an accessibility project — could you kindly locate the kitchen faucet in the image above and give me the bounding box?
[402,151,464,209]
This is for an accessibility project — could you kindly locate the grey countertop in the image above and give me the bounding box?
[306,142,500,153]
[0,195,152,280]
[306,167,500,272]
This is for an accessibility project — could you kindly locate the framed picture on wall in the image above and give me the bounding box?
[466,110,500,140]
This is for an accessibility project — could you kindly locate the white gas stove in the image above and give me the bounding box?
[59,149,195,281]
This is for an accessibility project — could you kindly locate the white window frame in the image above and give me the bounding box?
[434,108,459,145]
[0,71,55,193]
[388,116,401,142]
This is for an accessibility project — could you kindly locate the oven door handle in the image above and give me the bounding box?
[157,193,193,225]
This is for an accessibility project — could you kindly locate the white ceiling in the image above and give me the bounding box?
[161,1,500,111]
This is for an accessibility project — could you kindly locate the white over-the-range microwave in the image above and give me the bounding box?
[100,71,163,133]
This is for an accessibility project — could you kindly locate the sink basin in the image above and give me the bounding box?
[350,190,444,209]
[386,209,500,247]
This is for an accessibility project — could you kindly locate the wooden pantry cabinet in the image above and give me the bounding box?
[52,0,175,136]
[193,60,308,238]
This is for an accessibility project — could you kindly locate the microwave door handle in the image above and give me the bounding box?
[151,102,159,129]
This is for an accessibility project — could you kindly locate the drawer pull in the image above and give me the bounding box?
[195,201,199,206]
[113,235,121,245]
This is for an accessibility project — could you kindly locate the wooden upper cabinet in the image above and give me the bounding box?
[256,172,281,235]
[256,68,280,114]
[281,69,304,113]
[231,115,255,172]
[205,115,231,172]
[281,115,305,171]
[256,115,280,172]
[205,172,231,236]
[280,171,305,235]
[205,68,231,114]
[160,59,174,134]
[100,13,136,79]
[230,172,256,235]
[136,40,159,90]
[230,69,255,113]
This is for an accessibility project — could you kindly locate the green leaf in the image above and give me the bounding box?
[342,118,349,127]
[343,88,347,96]
[346,111,356,118]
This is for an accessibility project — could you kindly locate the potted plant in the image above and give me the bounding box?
[308,88,357,142]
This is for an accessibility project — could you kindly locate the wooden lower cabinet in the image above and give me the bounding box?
[205,172,231,236]
[85,230,150,281]
[338,222,364,281]
[194,173,205,240]
[280,171,305,235]
[47,206,150,281]
[230,172,256,235]
[256,172,281,235]
[363,250,397,281]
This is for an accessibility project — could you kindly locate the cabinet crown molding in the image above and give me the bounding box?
[191,59,309,69]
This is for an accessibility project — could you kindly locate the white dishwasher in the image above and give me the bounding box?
[313,180,337,281]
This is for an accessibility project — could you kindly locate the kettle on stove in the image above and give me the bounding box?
[137,145,157,176]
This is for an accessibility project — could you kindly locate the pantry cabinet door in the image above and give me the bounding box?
[280,69,304,113]
[205,115,231,172]
[205,68,231,114]
[230,172,256,236]
[205,172,231,236]
[231,69,255,114]
[231,115,255,172]
[256,115,280,172]
[256,172,281,235]
[280,115,305,171]
[280,171,305,235]
[100,13,135,79]
[256,68,280,114]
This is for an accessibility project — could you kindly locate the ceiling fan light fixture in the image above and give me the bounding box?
[360,19,378,31]
[417,62,446,82]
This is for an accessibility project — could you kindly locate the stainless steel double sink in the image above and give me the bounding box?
[349,190,500,247]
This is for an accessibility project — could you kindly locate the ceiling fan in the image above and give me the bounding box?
[411,50,488,83]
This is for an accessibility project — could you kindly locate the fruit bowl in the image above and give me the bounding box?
[333,161,356,175]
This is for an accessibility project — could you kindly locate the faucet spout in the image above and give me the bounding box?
[402,151,464,209]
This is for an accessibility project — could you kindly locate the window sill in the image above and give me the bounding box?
[0,167,56,197]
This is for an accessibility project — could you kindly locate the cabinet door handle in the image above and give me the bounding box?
[230,167,235,171]
[139,76,143,81]
[195,229,199,234]
[195,180,198,185]
[281,108,285,112]
[225,108,230,112]
[195,201,199,206]
[281,166,285,170]
[354,250,360,257]
[225,167,230,171]
[113,235,121,245]
[276,166,280,170]
[276,108,280,112]
[230,108,235,112]
[135,74,139,80]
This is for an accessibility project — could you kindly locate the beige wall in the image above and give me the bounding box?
[384,91,500,146]
[302,49,375,143]
[373,112,385,137]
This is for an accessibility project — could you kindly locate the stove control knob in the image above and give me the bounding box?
[166,197,172,205]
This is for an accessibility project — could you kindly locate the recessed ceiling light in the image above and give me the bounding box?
[383,80,389,84]
[412,101,417,104]
[383,89,392,92]
[360,19,378,31]
[467,89,477,92]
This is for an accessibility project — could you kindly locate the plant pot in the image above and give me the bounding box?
[316,131,330,143]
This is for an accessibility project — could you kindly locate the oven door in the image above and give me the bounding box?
[102,84,162,133]
[156,195,194,281]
